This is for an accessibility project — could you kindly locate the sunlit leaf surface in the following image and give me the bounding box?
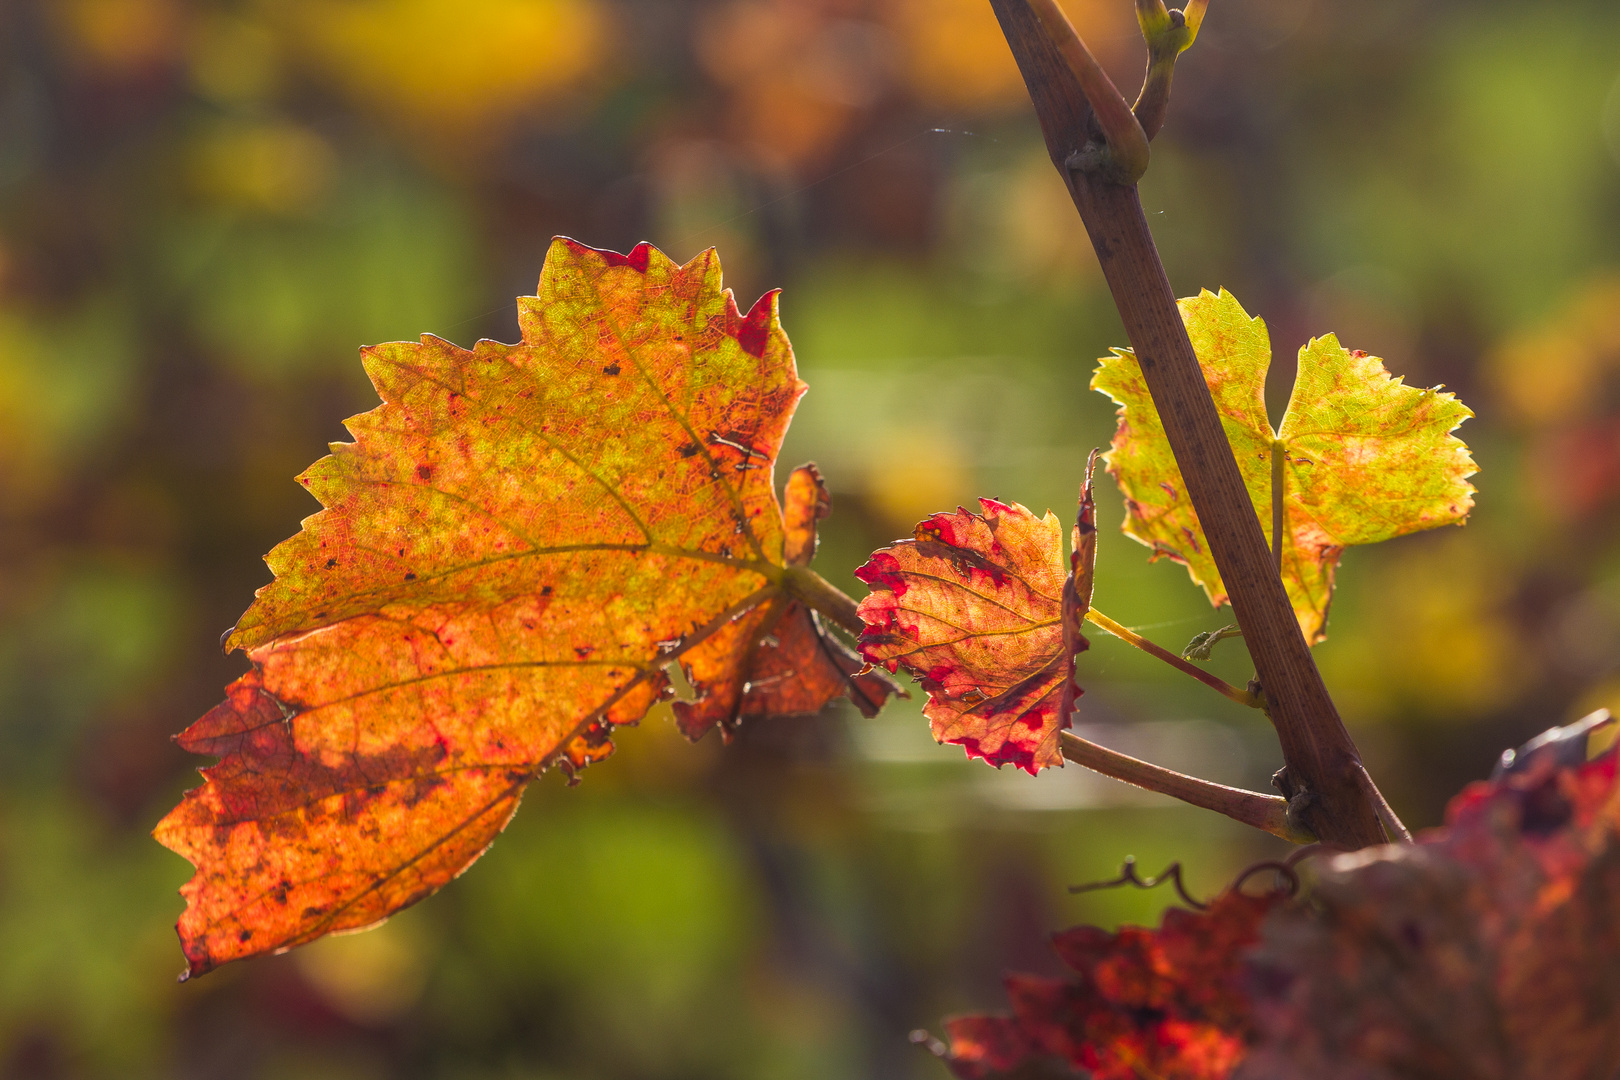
[1093,289,1476,642]
[855,498,1085,774]
[155,239,894,977]
[944,889,1276,1080]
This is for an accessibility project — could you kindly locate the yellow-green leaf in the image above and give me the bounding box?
[1092,289,1476,643]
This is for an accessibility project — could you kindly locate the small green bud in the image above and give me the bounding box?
[1182,624,1242,662]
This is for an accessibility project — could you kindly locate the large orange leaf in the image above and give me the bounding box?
[154,239,895,978]
[854,471,1096,774]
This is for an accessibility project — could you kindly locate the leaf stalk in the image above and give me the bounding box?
[780,565,864,637]
[1270,440,1285,571]
[1085,608,1259,708]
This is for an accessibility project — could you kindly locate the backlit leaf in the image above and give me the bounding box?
[854,478,1095,774]
[154,239,896,977]
[1093,289,1476,643]
[943,889,1278,1080]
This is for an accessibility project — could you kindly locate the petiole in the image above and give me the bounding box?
[1084,608,1262,709]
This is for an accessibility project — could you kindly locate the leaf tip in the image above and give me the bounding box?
[555,235,655,274]
[725,287,783,359]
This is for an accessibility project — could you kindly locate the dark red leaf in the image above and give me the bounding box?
[944,890,1276,1080]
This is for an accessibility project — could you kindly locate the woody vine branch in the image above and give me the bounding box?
[988,0,1388,850]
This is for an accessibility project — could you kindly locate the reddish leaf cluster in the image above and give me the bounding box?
[942,730,1620,1080]
[1239,738,1620,1079]
[945,890,1277,1080]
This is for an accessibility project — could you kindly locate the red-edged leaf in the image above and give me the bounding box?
[854,495,1089,774]
[937,718,1620,1080]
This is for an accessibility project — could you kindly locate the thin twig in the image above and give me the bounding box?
[1284,843,1325,868]
[1086,608,1259,707]
[1231,842,1325,897]
[1059,730,1314,843]
[1231,859,1300,898]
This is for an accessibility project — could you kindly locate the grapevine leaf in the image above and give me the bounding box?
[1092,289,1476,643]
[943,890,1278,1080]
[671,463,897,738]
[936,718,1620,1080]
[1239,719,1620,1080]
[781,460,830,568]
[854,474,1096,775]
[153,239,897,978]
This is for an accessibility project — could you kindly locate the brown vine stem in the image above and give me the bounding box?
[989,0,1385,849]
[1027,0,1148,182]
[1084,608,1258,708]
[1058,730,1313,843]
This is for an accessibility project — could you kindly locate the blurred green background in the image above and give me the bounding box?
[1,0,1618,1076]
